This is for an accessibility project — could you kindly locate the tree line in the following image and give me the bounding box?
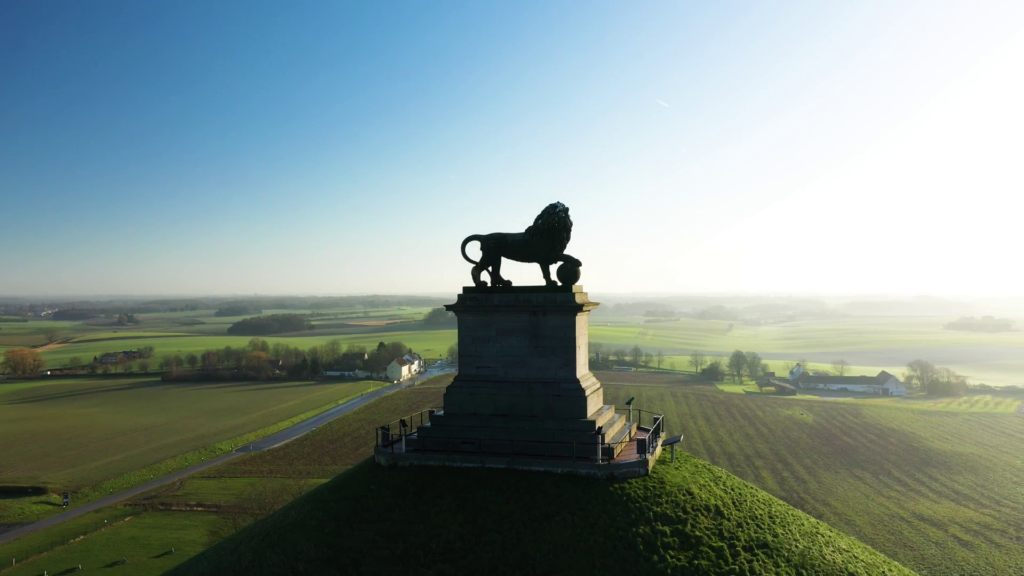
[160,338,415,382]
[227,314,312,336]
[589,343,668,370]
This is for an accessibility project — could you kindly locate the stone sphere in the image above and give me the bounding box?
[556,263,581,286]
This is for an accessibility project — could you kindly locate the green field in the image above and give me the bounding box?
[1,379,908,576]
[0,382,450,575]
[5,307,1024,387]
[4,373,1020,575]
[590,315,1024,386]
[0,376,376,523]
[600,381,1024,575]
[2,307,1023,574]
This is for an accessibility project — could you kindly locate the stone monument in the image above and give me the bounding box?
[375,202,663,478]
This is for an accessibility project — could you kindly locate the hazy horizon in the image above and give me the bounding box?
[3,1,1022,297]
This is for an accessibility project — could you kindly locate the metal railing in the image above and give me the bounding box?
[376,408,439,448]
[375,407,666,464]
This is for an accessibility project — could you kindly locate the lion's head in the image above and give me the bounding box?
[525,201,573,253]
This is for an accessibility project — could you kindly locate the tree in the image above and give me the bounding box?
[745,351,764,380]
[630,345,643,366]
[139,361,150,373]
[655,350,664,370]
[117,313,129,326]
[138,346,155,359]
[613,349,627,363]
[928,367,968,396]
[423,307,456,325]
[641,352,653,369]
[386,342,410,362]
[186,353,199,370]
[447,343,459,361]
[689,351,707,374]
[1,348,45,378]
[248,338,270,353]
[701,360,726,382]
[831,359,850,376]
[43,328,60,344]
[246,351,271,379]
[727,350,746,383]
[591,342,604,362]
[323,339,342,366]
[68,356,82,370]
[904,359,937,390]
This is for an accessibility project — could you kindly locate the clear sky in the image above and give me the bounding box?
[2,1,1022,297]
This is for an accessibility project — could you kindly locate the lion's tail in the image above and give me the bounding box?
[461,235,483,265]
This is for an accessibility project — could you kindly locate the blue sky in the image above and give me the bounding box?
[2,1,1022,296]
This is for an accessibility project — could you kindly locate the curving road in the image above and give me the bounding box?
[0,368,453,546]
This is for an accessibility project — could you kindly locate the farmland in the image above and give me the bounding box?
[0,382,449,575]
[0,376,376,523]
[600,380,1024,575]
[2,373,1019,575]
[5,305,1024,388]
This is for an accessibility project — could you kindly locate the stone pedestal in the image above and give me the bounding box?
[412,286,633,460]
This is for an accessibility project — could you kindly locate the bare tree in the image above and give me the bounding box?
[641,352,653,369]
[43,328,60,344]
[904,359,937,390]
[745,351,764,379]
[727,350,746,383]
[655,350,664,370]
[831,359,850,376]
[688,351,707,374]
[630,345,643,366]
[139,361,150,373]
[186,353,199,370]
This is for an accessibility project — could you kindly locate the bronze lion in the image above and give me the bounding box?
[460,202,582,287]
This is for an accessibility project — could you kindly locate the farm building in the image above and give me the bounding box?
[386,358,414,382]
[386,352,424,382]
[788,364,907,396]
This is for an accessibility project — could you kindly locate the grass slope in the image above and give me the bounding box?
[601,382,1024,575]
[171,456,909,576]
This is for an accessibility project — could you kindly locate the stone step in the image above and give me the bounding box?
[588,404,617,429]
[602,417,637,460]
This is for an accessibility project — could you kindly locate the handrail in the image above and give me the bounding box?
[376,406,666,463]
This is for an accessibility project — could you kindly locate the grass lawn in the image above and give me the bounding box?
[602,382,1024,575]
[0,376,375,524]
[2,509,225,576]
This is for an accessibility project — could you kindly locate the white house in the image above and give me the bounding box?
[789,364,906,396]
[401,352,423,373]
[386,357,415,382]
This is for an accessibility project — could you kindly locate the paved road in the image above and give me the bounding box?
[0,369,453,546]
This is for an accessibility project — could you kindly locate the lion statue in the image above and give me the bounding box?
[460,202,582,287]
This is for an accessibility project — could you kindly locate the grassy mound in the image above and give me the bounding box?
[171,455,909,575]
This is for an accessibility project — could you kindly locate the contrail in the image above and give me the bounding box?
[657,100,669,108]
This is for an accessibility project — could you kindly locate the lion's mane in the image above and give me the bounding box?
[524,201,573,254]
